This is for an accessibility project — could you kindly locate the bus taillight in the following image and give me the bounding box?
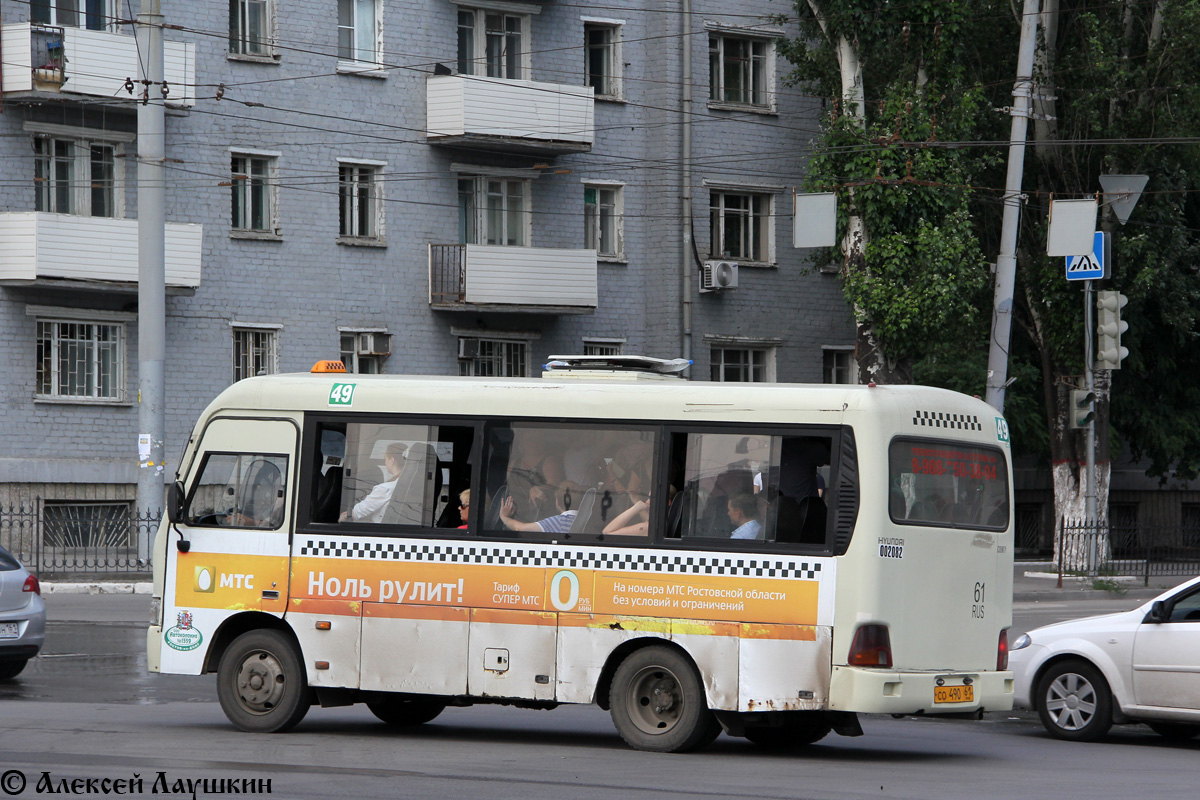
[848,624,892,667]
[997,629,1009,671]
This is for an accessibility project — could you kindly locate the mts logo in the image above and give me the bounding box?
[219,573,255,590]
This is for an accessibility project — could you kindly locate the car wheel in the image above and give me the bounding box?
[744,714,832,749]
[217,629,311,733]
[0,659,28,681]
[610,645,719,753]
[1146,722,1200,741]
[366,694,447,727]
[1036,659,1113,742]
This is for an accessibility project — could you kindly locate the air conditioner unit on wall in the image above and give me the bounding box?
[700,260,739,293]
[458,337,479,359]
[356,332,391,356]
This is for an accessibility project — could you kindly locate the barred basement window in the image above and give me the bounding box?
[42,502,133,548]
[36,318,125,401]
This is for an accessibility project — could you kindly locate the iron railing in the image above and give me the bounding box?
[429,243,466,304]
[0,500,158,577]
[1058,517,1200,584]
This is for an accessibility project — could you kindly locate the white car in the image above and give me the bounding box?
[1011,575,1200,741]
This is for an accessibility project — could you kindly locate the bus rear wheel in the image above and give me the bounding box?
[744,713,832,749]
[366,694,447,727]
[217,629,311,733]
[610,646,719,753]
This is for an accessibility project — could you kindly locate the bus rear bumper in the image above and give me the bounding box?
[828,666,1014,715]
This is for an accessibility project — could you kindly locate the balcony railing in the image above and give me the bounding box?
[429,243,597,313]
[0,23,195,107]
[0,212,202,290]
[426,74,594,154]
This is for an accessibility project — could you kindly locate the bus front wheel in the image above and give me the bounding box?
[609,646,719,752]
[217,629,311,733]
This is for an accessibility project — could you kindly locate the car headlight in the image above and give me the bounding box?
[1011,633,1031,651]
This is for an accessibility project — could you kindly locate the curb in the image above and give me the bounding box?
[42,582,153,595]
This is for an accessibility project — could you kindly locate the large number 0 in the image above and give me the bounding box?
[549,570,580,611]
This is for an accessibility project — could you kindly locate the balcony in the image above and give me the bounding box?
[0,23,195,107]
[426,75,593,155]
[429,244,597,314]
[0,213,203,291]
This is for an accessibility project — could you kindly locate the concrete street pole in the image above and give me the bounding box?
[135,0,166,565]
[679,0,693,372]
[984,0,1041,413]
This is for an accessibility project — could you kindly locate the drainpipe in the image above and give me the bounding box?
[679,0,693,370]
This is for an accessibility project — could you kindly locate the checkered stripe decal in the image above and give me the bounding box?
[299,539,822,580]
[913,410,982,431]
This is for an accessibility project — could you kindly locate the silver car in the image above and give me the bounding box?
[0,544,45,680]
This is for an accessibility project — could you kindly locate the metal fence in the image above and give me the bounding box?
[429,243,466,304]
[1059,517,1200,584]
[0,500,158,577]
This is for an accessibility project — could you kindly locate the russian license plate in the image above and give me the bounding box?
[0,622,18,639]
[934,685,974,704]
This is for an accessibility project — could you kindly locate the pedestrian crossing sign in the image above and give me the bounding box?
[1065,232,1107,281]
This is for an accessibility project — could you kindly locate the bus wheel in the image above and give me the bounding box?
[217,629,311,733]
[1036,659,1112,742]
[744,714,832,749]
[366,694,447,727]
[610,646,719,752]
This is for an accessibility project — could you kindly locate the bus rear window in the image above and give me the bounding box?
[888,438,1009,530]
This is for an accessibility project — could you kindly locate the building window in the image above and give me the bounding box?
[582,339,623,356]
[711,346,773,382]
[584,22,621,99]
[1108,502,1140,557]
[458,337,528,377]
[337,0,380,65]
[823,349,856,384]
[710,190,771,262]
[229,0,273,57]
[33,136,120,218]
[584,184,623,259]
[233,327,278,381]
[35,318,125,401]
[231,153,277,234]
[340,331,390,373]
[42,502,133,548]
[1183,503,1200,548]
[338,162,383,241]
[457,8,526,79]
[458,176,530,246]
[31,0,111,29]
[709,34,770,108]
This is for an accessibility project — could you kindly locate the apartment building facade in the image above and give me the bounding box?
[0,0,857,545]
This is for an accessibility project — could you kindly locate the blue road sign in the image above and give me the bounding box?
[1066,232,1106,281]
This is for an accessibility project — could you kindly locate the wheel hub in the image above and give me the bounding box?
[235,650,286,714]
[628,667,683,735]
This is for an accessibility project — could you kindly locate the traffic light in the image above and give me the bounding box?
[1069,389,1096,429]
[1096,290,1129,369]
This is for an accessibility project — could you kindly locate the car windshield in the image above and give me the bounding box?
[0,545,20,571]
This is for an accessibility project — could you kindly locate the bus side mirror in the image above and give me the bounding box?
[167,481,186,524]
[1145,600,1168,624]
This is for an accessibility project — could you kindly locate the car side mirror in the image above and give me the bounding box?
[1144,600,1168,624]
[167,481,186,524]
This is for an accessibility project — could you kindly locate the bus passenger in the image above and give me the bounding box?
[603,491,652,537]
[727,493,762,540]
[499,482,579,533]
[340,442,407,523]
[457,489,470,529]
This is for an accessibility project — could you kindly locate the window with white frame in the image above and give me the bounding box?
[339,330,391,373]
[35,317,125,401]
[231,153,278,234]
[584,21,622,99]
[457,8,527,79]
[584,184,623,258]
[233,327,278,381]
[823,349,856,384]
[709,34,771,108]
[582,339,623,356]
[31,0,113,29]
[33,135,121,218]
[458,176,530,246]
[458,336,528,377]
[337,0,381,65]
[338,161,384,241]
[711,346,774,382]
[229,0,274,58]
[710,190,771,262]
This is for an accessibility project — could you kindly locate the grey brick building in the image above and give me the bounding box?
[0,0,857,537]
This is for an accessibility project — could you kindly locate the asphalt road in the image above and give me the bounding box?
[0,592,1194,800]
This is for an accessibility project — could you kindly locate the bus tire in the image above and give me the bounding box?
[1035,659,1112,742]
[217,629,311,733]
[366,694,447,727]
[744,714,832,749]
[609,646,718,753]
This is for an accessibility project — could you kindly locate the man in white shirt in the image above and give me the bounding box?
[340,442,407,523]
[727,493,762,540]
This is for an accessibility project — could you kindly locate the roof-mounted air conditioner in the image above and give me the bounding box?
[700,260,738,293]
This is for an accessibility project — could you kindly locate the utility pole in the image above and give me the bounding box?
[984,0,1041,413]
[135,0,166,565]
[679,0,693,372]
